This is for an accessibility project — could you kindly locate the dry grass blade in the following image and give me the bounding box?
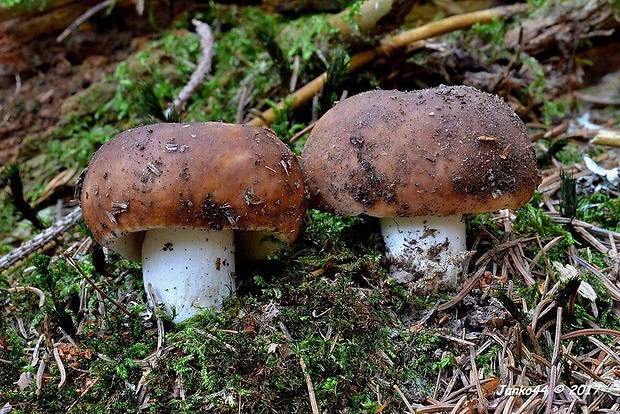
[56,0,115,43]
[571,253,620,301]
[393,384,416,413]
[544,307,563,414]
[6,286,45,307]
[299,358,319,414]
[436,267,487,311]
[562,328,620,341]
[469,344,487,412]
[65,253,133,318]
[588,336,620,365]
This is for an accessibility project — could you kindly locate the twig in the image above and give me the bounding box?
[57,0,115,43]
[437,267,487,311]
[66,378,98,413]
[14,73,21,98]
[0,207,83,274]
[393,384,416,413]
[562,352,608,384]
[247,4,529,127]
[289,121,317,143]
[526,326,544,356]
[171,20,215,113]
[449,395,468,414]
[299,357,319,414]
[516,395,544,413]
[278,321,318,414]
[531,236,565,266]
[414,403,458,413]
[31,334,45,367]
[572,226,609,254]
[197,330,236,352]
[146,283,165,358]
[65,253,133,318]
[135,0,144,15]
[509,245,535,286]
[235,83,253,124]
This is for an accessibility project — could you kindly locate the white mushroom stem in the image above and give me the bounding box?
[141,227,235,323]
[379,215,468,292]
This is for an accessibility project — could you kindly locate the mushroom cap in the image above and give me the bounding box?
[79,122,306,261]
[301,85,540,217]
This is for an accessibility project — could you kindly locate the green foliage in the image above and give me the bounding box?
[476,345,502,370]
[552,140,581,165]
[470,18,510,60]
[513,204,574,262]
[542,100,568,125]
[257,27,291,91]
[341,0,364,32]
[102,30,203,123]
[0,0,46,10]
[40,117,120,179]
[514,204,573,240]
[559,170,578,219]
[283,15,338,62]
[576,193,620,231]
[526,0,548,8]
[320,46,350,112]
[265,98,307,153]
[467,212,505,240]
[522,56,567,124]
[137,81,180,123]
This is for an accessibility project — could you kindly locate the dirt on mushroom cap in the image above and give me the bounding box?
[78,122,306,260]
[301,85,541,217]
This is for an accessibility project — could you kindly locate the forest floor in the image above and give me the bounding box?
[2,0,620,413]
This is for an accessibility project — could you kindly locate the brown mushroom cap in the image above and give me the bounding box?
[79,122,306,261]
[301,85,540,217]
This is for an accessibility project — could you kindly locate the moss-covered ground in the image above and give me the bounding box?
[2,1,620,412]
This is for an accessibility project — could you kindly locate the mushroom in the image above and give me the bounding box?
[78,122,306,322]
[301,85,540,293]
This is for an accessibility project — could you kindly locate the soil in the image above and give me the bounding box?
[0,4,170,167]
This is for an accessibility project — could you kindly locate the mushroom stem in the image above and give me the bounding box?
[379,215,467,292]
[141,227,235,323]
[235,230,284,261]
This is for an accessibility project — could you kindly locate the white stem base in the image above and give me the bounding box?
[142,227,236,323]
[379,215,467,293]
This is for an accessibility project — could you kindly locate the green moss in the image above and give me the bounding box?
[577,193,620,231]
[513,204,574,262]
[553,141,583,165]
[470,18,511,61]
[0,0,47,10]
